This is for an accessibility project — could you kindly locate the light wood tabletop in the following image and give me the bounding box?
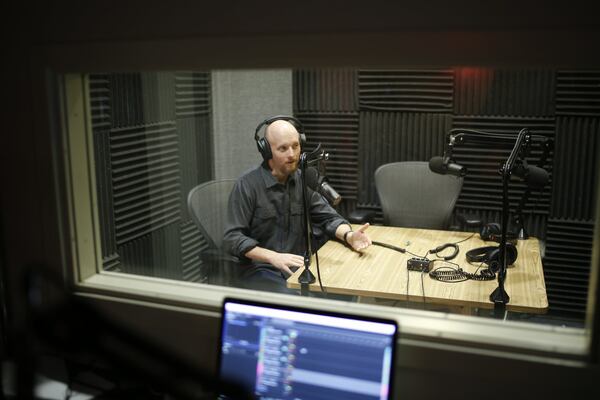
[287,225,548,313]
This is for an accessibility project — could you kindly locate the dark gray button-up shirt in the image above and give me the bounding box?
[224,164,348,266]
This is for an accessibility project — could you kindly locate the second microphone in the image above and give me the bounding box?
[428,156,467,177]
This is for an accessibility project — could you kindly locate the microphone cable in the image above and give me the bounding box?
[306,190,327,296]
[372,240,424,258]
[314,248,327,296]
[374,232,475,259]
[429,261,496,282]
[452,232,476,244]
[371,233,478,303]
[426,232,476,261]
[404,258,429,310]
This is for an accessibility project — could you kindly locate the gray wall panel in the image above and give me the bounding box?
[556,71,600,116]
[294,69,358,112]
[180,220,208,283]
[359,69,454,113]
[358,111,452,204]
[92,129,117,257]
[176,72,211,117]
[296,112,359,200]
[140,71,176,123]
[454,68,555,116]
[551,116,600,219]
[543,219,594,316]
[110,122,181,245]
[177,115,213,219]
[90,74,118,269]
[118,223,182,280]
[111,72,175,127]
[212,69,293,180]
[89,74,111,129]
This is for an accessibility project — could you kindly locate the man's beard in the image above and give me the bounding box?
[287,160,299,173]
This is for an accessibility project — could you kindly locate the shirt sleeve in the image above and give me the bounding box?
[223,178,259,259]
[308,189,349,238]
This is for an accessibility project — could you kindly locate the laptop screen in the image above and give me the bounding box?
[218,298,397,400]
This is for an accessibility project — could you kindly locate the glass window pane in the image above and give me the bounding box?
[82,67,599,330]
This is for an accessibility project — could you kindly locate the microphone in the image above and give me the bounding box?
[305,167,342,206]
[428,156,467,177]
[512,162,549,188]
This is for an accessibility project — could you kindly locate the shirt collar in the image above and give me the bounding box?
[259,163,299,189]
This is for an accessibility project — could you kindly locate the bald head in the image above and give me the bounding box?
[264,119,299,143]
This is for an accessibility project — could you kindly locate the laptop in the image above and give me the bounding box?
[217,297,397,400]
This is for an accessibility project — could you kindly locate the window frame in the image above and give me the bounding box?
[55,70,595,365]
[42,30,600,369]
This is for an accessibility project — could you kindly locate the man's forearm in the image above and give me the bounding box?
[335,223,354,243]
[244,246,278,265]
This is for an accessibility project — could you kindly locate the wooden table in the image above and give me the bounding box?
[287,225,548,313]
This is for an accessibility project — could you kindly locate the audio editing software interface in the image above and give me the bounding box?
[218,300,397,400]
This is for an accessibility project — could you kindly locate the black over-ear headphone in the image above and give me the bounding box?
[480,222,518,243]
[254,115,307,161]
[466,243,518,273]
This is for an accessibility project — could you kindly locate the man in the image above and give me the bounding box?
[224,119,371,293]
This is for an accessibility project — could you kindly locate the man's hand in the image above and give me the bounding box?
[270,252,305,277]
[244,247,305,277]
[347,223,372,251]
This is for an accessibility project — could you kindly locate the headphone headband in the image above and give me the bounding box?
[480,222,518,243]
[466,244,518,272]
[254,115,305,142]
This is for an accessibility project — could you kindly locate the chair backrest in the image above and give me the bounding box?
[187,179,237,249]
[374,161,463,229]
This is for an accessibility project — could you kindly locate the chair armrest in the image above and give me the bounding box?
[455,213,482,230]
[198,249,241,286]
[348,209,376,224]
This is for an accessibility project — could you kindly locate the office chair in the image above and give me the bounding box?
[187,179,239,286]
[374,161,463,229]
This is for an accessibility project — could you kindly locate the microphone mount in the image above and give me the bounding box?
[298,151,317,295]
[297,143,338,295]
[304,143,330,166]
[431,128,552,309]
[489,128,535,307]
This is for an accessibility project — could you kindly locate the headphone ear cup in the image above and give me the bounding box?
[480,223,501,241]
[256,137,272,161]
[299,133,307,149]
[483,247,502,273]
[487,243,518,268]
[505,243,518,265]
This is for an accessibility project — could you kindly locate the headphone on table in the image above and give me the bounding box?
[254,115,307,161]
[466,243,518,272]
[480,222,518,243]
